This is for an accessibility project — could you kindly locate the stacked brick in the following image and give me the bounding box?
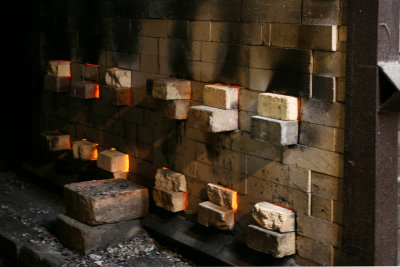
[188,84,239,132]
[151,79,192,120]
[70,63,100,99]
[97,148,129,179]
[152,168,188,212]
[57,179,149,254]
[251,93,299,146]
[197,183,237,231]
[101,68,133,106]
[40,130,71,151]
[247,202,296,258]
[39,0,347,264]
[72,139,98,161]
[44,60,71,92]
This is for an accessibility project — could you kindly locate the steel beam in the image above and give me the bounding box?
[343,0,399,265]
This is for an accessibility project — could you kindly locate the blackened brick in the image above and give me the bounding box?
[241,0,302,23]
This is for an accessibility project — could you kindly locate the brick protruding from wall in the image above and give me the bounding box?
[97,149,129,173]
[104,68,132,88]
[257,93,298,121]
[70,81,99,99]
[47,60,71,77]
[154,99,190,120]
[44,75,71,92]
[251,115,298,145]
[207,183,238,211]
[72,139,98,161]
[152,78,192,100]
[155,168,187,192]
[203,84,240,110]
[252,202,296,232]
[197,201,235,231]
[188,105,238,132]
[152,187,188,212]
[41,131,71,151]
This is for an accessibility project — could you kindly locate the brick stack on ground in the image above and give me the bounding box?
[251,93,299,146]
[152,168,188,212]
[247,201,296,258]
[188,84,239,132]
[151,78,192,120]
[57,178,149,255]
[44,60,71,92]
[197,183,237,230]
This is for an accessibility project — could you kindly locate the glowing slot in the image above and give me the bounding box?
[85,63,100,67]
[94,84,100,98]
[91,148,98,161]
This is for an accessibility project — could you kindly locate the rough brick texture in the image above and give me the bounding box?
[97,149,129,173]
[47,60,71,77]
[70,81,99,99]
[188,105,238,132]
[247,224,296,258]
[207,183,237,210]
[258,93,298,121]
[152,79,191,100]
[197,201,235,231]
[155,168,187,192]
[203,84,240,110]
[105,68,132,88]
[252,202,295,232]
[251,115,298,145]
[64,179,149,226]
[72,139,98,161]
[154,99,190,120]
[152,187,188,212]
[41,131,71,151]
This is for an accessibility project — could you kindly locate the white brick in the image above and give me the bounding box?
[251,116,298,145]
[203,84,239,110]
[105,68,132,88]
[72,139,98,161]
[155,168,187,192]
[47,60,71,77]
[283,145,344,178]
[97,149,129,173]
[188,105,238,133]
[152,187,188,212]
[258,93,298,121]
[252,202,295,232]
[197,201,235,230]
[207,183,237,210]
[247,225,296,258]
[152,78,191,100]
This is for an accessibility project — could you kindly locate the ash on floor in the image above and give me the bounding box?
[0,170,192,267]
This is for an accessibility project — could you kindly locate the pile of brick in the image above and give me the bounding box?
[188,84,239,132]
[197,183,237,230]
[151,78,192,120]
[247,202,296,258]
[152,168,188,212]
[251,93,299,146]
[57,178,149,254]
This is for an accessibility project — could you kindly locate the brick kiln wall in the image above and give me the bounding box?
[39,0,347,265]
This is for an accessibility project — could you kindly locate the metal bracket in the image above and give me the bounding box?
[378,61,400,111]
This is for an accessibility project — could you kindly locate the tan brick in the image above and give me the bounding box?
[258,93,298,121]
[231,132,282,161]
[57,214,140,255]
[64,179,149,225]
[72,139,98,161]
[44,75,70,92]
[252,201,295,232]
[139,37,159,55]
[139,19,168,38]
[302,0,343,25]
[270,23,299,48]
[155,168,187,192]
[311,172,343,200]
[200,42,249,66]
[300,25,338,51]
[97,149,129,173]
[70,81,99,99]
[246,155,311,192]
[301,98,345,128]
[311,195,334,222]
[296,213,342,247]
[175,138,196,160]
[262,23,270,45]
[105,68,132,88]
[41,131,71,151]
[339,26,347,42]
[314,51,346,77]
[299,122,344,153]
[174,155,197,178]
[336,77,346,102]
[283,145,344,178]
[210,22,262,45]
[70,62,84,82]
[47,60,71,77]
[203,84,239,110]
[197,201,235,230]
[251,116,299,146]
[207,183,237,210]
[188,105,238,133]
[84,63,99,81]
[195,162,246,194]
[154,99,190,120]
[239,89,259,112]
[247,225,295,258]
[152,78,191,100]
[247,177,310,214]
[188,21,211,41]
[140,54,159,73]
[296,235,334,266]
[195,143,245,172]
[152,187,188,212]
